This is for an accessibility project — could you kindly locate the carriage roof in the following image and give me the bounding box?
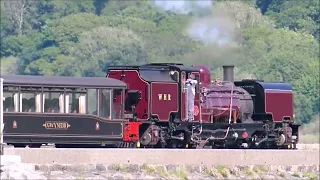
[0,75,126,89]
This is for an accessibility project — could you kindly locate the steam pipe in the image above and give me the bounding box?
[223,65,234,83]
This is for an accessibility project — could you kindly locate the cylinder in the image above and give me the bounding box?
[223,65,234,82]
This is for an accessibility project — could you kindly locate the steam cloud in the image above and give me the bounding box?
[152,0,236,46]
[153,0,212,14]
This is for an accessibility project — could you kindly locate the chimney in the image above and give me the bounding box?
[223,65,234,82]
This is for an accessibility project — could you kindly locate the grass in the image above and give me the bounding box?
[243,167,254,177]
[292,172,300,178]
[173,168,188,180]
[112,164,126,172]
[252,167,259,173]
[203,167,215,177]
[80,170,85,175]
[303,172,318,180]
[279,172,285,178]
[141,164,156,174]
[256,165,268,172]
[154,166,169,177]
[244,169,254,176]
[216,165,228,178]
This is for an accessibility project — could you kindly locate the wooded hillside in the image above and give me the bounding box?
[0,0,319,124]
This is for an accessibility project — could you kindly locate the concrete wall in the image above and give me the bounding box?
[3,147,319,166]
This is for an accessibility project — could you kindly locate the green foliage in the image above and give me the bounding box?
[0,0,319,124]
[257,0,320,41]
[1,56,19,75]
[241,27,319,123]
[69,26,147,77]
[42,13,106,43]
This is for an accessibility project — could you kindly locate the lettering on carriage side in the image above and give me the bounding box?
[158,94,171,101]
[43,121,71,130]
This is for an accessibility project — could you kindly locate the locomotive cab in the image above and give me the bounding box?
[106,63,202,122]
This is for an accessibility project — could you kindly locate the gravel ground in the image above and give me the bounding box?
[1,163,319,180]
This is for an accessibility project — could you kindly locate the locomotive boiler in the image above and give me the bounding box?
[195,65,254,124]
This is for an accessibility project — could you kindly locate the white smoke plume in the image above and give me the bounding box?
[151,0,237,46]
[152,0,213,14]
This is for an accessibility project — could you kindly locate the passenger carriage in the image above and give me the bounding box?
[1,75,131,147]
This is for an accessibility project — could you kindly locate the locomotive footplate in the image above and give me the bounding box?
[3,113,124,147]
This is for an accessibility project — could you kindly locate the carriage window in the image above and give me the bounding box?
[113,89,123,119]
[87,89,98,115]
[21,92,36,112]
[44,92,63,113]
[66,89,86,114]
[3,92,15,112]
[99,89,111,119]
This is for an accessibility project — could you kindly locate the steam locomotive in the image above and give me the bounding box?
[107,63,300,149]
[1,63,300,149]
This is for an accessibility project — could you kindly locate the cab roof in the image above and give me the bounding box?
[107,63,201,72]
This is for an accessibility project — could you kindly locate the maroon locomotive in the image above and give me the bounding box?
[107,63,300,149]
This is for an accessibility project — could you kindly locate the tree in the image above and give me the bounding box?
[68,26,147,77]
[241,27,319,123]
[41,12,106,43]
[0,56,19,75]
[2,0,37,36]
[260,0,320,41]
